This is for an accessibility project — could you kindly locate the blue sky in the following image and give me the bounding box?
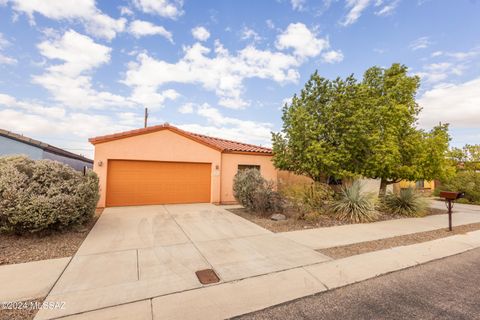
[0,0,479,158]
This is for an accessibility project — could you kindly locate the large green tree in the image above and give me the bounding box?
[272,63,451,196]
[448,144,480,171]
[272,73,364,182]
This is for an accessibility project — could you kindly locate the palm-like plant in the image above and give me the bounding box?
[383,188,427,217]
[330,181,377,223]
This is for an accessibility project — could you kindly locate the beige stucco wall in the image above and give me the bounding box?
[92,130,222,207]
[220,153,277,203]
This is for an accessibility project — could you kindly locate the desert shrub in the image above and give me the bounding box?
[0,156,99,234]
[330,181,377,223]
[251,182,284,213]
[279,181,334,217]
[382,188,428,217]
[438,170,480,204]
[233,169,283,214]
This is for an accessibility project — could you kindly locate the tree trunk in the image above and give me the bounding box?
[379,178,389,198]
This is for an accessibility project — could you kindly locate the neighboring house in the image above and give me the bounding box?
[0,129,93,171]
[89,123,276,207]
[394,179,435,194]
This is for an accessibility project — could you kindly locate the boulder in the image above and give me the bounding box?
[270,213,287,221]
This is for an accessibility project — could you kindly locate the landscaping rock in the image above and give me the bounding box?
[270,214,287,221]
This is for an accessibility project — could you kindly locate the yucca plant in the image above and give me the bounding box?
[330,181,377,223]
[382,188,427,217]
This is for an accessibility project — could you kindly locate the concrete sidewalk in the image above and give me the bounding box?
[280,209,480,250]
[429,199,480,212]
[0,258,70,302]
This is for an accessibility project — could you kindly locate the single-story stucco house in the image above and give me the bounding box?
[0,128,93,171]
[89,123,276,208]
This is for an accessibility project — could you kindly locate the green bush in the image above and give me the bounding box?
[382,188,427,217]
[233,168,283,214]
[438,171,480,204]
[279,181,334,216]
[0,156,99,234]
[330,181,377,223]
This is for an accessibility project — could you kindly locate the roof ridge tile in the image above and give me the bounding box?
[89,123,272,154]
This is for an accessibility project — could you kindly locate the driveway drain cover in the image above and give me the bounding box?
[195,269,220,284]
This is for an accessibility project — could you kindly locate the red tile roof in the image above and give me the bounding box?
[88,123,272,155]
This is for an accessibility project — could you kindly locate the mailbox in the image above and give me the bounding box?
[439,191,465,231]
[439,191,465,200]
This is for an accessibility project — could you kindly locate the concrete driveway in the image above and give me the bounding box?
[36,204,329,319]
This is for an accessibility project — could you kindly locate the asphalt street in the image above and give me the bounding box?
[236,248,480,320]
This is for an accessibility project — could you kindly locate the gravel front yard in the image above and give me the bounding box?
[318,222,480,259]
[0,209,102,265]
[227,207,445,233]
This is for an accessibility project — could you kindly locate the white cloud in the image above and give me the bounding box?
[431,51,443,57]
[119,6,134,16]
[191,26,210,41]
[418,77,480,128]
[275,23,329,59]
[0,33,9,49]
[445,49,480,61]
[375,0,400,16]
[0,107,144,158]
[0,32,16,64]
[8,0,126,40]
[0,93,65,118]
[123,40,300,109]
[341,0,400,25]
[416,61,466,84]
[37,30,110,76]
[128,20,173,42]
[341,0,371,26]
[266,19,275,29]
[129,86,179,108]
[291,0,306,11]
[178,102,194,114]
[30,30,179,110]
[33,30,132,109]
[0,54,17,64]
[282,97,292,106]
[133,0,183,19]
[416,62,451,83]
[241,27,262,43]
[178,104,273,147]
[321,50,344,63]
[409,36,431,51]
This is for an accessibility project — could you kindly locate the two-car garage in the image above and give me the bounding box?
[106,160,211,207]
[89,123,277,208]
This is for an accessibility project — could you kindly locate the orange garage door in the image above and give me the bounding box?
[106,160,211,206]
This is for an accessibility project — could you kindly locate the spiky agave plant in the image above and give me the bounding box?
[383,188,427,217]
[330,181,377,223]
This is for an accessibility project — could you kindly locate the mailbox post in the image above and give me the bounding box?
[439,191,465,231]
